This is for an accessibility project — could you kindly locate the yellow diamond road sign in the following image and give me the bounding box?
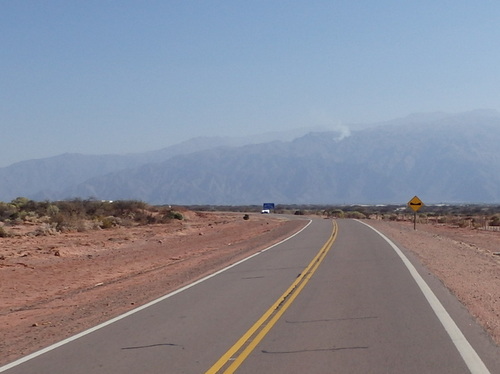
[408,196,424,212]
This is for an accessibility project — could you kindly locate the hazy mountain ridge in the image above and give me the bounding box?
[0,128,328,202]
[2,110,500,204]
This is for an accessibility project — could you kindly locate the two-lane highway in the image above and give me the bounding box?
[2,218,499,373]
[232,220,498,373]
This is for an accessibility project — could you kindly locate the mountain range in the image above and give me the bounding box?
[2,110,500,205]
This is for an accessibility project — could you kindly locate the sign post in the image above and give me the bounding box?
[262,203,275,213]
[408,196,424,230]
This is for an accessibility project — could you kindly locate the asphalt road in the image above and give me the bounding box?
[2,218,499,373]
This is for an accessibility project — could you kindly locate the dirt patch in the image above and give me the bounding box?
[0,211,305,366]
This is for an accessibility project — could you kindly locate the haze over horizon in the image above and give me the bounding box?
[2,2,500,167]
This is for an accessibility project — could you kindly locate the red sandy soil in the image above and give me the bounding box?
[1,213,499,366]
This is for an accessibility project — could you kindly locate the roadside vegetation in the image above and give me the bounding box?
[1,198,500,238]
[0,198,184,237]
[193,203,500,230]
[288,204,500,229]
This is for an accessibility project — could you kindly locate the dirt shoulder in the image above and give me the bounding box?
[0,211,306,366]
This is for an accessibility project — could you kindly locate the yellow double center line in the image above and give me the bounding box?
[206,220,338,374]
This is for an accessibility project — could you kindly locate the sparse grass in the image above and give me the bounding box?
[0,198,185,234]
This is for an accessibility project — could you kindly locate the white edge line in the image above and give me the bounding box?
[357,220,490,374]
[0,219,312,372]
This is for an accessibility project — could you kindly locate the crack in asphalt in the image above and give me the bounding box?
[262,346,369,354]
[285,316,378,324]
[121,343,183,350]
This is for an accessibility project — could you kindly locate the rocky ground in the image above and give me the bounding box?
[1,213,499,366]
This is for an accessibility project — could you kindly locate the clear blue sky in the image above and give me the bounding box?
[2,1,500,166]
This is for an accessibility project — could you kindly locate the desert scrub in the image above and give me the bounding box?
[163,210,184,221]
[489,214,500,226]
[0,226,11,238]
[98,216,120,229]
[32,223,58,236]
[344,211,366,219]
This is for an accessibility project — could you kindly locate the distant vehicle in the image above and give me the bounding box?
[261,209,270,214]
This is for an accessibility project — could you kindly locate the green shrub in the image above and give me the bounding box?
[175,212,184,220]
[10,197,30,209]
[0,202,18,221]
[47,204,60,217]
[164,210,183,220]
